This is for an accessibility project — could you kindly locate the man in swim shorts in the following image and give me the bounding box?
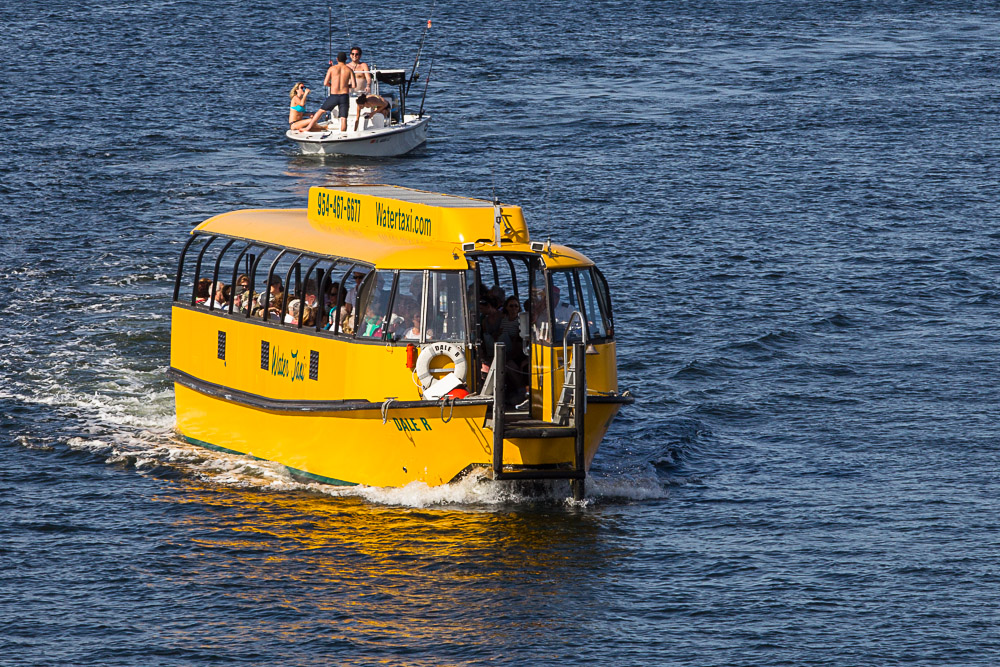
[302,52,356,132]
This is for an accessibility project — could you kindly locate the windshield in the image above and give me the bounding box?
[542,268,611,343]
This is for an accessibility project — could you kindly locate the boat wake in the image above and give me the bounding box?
[4,357,674,509]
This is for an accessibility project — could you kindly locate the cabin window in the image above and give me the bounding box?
[356,270,395,339]
[387,270,424,341]
[576,269,609,340]
[247,249,289,323]
[528,263,551,342]
[481,255,530,306]
[202,239,260,314]
[174,234,211,304]
[548,270,584,343]
[226,243,261,315]
[593,267,614,337]
[320,260,362,334]
[174,233,377,334]
[531,269,611,344]
[425,271,467,342]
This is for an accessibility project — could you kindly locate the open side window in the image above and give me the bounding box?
[356,270,396,340]
[593,267,614,339]
[577,268,610,341]
[424,271,467,343]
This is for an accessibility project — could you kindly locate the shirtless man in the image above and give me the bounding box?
[354,93,390,131]
[348,46,371,94]
[302,52,356,132]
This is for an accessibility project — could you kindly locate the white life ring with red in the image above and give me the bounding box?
[415,343,467,389]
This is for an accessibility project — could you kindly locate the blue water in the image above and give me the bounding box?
[3,1,1000,664]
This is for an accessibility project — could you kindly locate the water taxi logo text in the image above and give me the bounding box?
[375,202,432,237]
[270,345,306,383]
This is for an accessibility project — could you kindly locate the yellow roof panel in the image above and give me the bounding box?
[193,185,593,270]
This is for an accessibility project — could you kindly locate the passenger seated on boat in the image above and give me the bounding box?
[195,278,212,305]
[210,282,231,310]
[253,275,283,319]
[388,297,414,339]
[354,94,390,131]
[345,271,367,309]
[291,280,318,327]
[401,311,422,340]
[284,299,302,325]
[324,284,347,330]
[360,302,382,337]
[233,274,251,312]
[338,302,354,335]
[288,82,319,131]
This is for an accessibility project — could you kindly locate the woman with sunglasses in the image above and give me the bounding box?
[287,82,317,131]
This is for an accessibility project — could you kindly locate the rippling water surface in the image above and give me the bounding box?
[2,1,999,664]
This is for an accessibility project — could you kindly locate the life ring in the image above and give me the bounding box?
[415,342,467,389]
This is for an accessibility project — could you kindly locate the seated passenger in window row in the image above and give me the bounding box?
[360,302,383,337]
[389,297,416,339]
[211,282,231,310]
[327,301,353,334]
[284,296,317,327]
[321,281,342,329]
[233,274,251,312]
[252,276,283,319]
[195,278,212,305]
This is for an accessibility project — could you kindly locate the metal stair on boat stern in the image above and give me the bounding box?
[488,342,588,499]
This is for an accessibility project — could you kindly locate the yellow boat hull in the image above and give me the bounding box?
[173,383,619,487]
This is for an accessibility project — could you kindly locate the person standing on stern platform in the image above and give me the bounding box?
[303,52,356,133]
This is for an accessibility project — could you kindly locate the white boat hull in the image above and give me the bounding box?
[287,115,430,157]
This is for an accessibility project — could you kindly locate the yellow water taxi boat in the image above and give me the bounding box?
[169,185,631,498]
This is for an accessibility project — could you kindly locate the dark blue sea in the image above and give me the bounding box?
[2,1,999,664]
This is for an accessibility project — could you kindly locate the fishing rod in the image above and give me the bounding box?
[342,3,351,46]
[328,5,333,64]
[406,2,435,98]
[418,59,433,118]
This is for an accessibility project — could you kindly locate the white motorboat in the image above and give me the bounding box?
[286,69,430,157]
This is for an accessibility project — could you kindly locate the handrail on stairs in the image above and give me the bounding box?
[562,310,587,384]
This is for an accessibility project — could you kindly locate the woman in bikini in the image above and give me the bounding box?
[288,82,319,131]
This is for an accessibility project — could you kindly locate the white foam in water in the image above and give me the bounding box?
[16,367,668,508]
[4,301,665,508]
[587,473,670,502]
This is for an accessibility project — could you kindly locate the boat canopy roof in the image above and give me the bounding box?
[375,69,406,86]
[193,185,592,270]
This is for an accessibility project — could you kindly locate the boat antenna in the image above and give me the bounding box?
[328,5,333,64]
[492,187,502,247]
[418,58,433,117]
[543,171,551,226]
[406,2,435,98]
